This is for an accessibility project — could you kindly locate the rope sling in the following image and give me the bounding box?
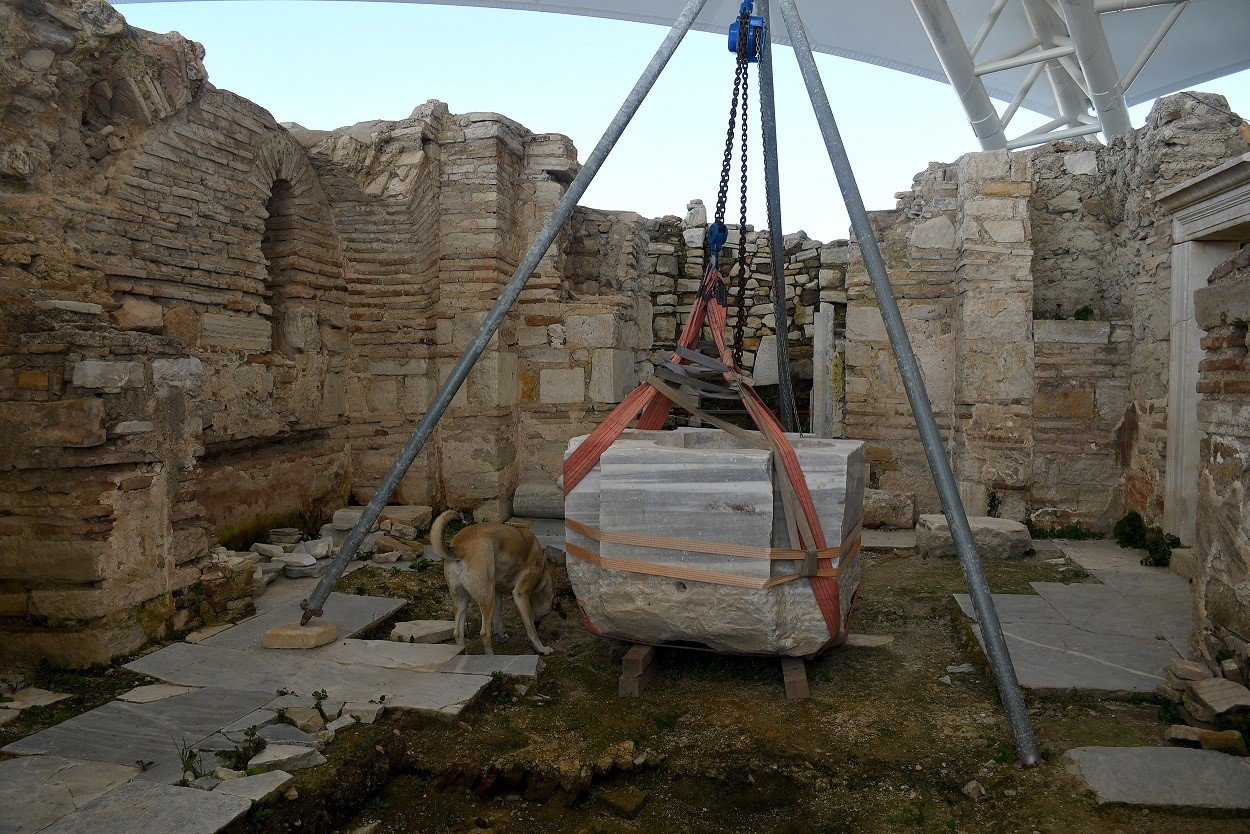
[562,1,857,646]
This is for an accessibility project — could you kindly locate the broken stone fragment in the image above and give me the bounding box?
[1164,724,1203,747]
[250,543,284,559]
[273,553,316,568]
[1167,658,1214,681]
[214,770,295,803]
[917,515,1031,559]
[247,745,326,774]
[284,559,332,579]
[390,620,454,643]
[282,706,326,734]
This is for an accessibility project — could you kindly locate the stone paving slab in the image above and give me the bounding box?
[212,769,293,803]
[317,638,462,672]
[39,779,252,834]
[202,592,404,652]
[1066,746,1250,812]
[0,755,139,834]
[440,654,543,678]
[1031,581,1190,650]
[125,642,491,717]
[2,687,274,783]
[968,622,1177,695]
[954,593,1067,625]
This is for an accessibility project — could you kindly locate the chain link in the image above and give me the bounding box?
[712,5,754,369]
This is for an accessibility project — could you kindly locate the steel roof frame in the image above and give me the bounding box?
[910,0,1190,149]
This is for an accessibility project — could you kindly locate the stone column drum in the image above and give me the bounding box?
[565,428,866,656]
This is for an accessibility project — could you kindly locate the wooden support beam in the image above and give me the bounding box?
[781,656,810,700]
[619,645,657,697]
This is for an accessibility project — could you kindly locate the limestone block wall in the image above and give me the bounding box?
[843,95,1247,528]
[0,1,352,667]
[1194,248,1250,642]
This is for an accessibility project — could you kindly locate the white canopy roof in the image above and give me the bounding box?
[115,0,1249,119]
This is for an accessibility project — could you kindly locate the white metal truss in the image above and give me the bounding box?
[909,0,1191,149]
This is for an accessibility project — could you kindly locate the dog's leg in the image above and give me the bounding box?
[452,587,469,648]
[493,591,508,641]
[478,590,495,656]
[513,586,554,655]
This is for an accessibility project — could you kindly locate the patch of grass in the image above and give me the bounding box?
[1072,304,1095,321]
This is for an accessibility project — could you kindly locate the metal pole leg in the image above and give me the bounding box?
[775,0,1041,766]
[757,0,798,433]
[299,0,713,624]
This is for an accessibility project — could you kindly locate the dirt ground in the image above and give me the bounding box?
[5,546,1245,833]
[297,547,1250,834]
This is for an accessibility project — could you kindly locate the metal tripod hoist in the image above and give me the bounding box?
[296,0,1042,768]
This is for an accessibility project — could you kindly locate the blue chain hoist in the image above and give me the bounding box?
[705,0,764,367]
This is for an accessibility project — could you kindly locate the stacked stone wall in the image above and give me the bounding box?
[1194,248,1250,642]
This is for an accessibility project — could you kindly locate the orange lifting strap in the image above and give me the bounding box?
[562,265,849,643]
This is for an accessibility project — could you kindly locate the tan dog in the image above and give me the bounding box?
[431,510,555,655]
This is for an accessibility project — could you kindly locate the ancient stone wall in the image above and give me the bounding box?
[1194,247,1249,644]
[844,95,1246,528]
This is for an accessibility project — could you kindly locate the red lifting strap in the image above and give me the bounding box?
[562,268,845,643]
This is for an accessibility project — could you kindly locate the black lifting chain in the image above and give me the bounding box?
[713,3,754,369]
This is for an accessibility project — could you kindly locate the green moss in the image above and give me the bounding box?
[1025,518,1103,540]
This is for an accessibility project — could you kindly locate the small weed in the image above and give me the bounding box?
[174,736,204,783]
[1114,510,1179,567]
[1073,304,1095,321]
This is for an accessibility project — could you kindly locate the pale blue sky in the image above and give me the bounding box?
[118,1,1249,240]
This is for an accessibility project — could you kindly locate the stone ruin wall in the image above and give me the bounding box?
[1194,247,1249,643]
[846,94,1247,528]
[2,0,1249,668]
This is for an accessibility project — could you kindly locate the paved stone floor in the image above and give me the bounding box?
[1066,746,1250,811]
[955,540,1191,695]
[0,576,539,833]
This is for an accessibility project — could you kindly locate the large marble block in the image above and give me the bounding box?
[565,428,865,656]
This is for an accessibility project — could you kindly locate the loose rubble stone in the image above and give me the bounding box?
[916,515,1031,559]
[1164,724,1203,746]
[1188,677,1250,716]
[1199,729,1248,755]
[250,543,285,559]
[1167,658,1214,681]
[597,784,648,819]
[862,489,916,530]
[284,559,332,579]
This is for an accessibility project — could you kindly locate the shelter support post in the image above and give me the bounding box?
[775,0,1042,767]
[297,0,712,625]
[757,0,797,432]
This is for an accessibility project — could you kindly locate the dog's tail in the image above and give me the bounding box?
[430,509,460,562]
